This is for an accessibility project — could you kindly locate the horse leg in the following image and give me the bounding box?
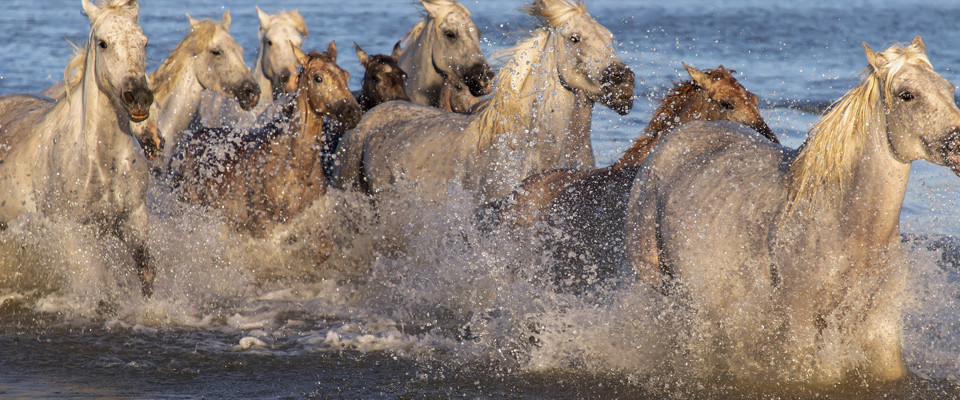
[860,277,908,381]
[625,176,664,287]
[120,204,155,297]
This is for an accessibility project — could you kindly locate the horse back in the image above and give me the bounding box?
[627,120,792,284]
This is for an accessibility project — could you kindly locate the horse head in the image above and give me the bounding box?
[419,0,492,97]
[185,11,259,111]
[681,63,776,142]
[293,41,362,129]
[257,7,308,100]
[81,0,152,122]
[526,0,634,115]
[866,36,960,177]
[356,41,410,111]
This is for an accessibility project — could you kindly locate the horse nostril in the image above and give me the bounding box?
[123,91,135,104]
[279,69,291,84]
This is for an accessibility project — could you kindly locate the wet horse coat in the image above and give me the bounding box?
[335,0,635,206]
[486,64,776,292]
[626,37,960,383]
[0,0,155,295]
[173,42,361,238]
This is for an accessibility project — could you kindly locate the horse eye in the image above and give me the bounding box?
[444,30,457,40]
[98,40,108,49]
[720,101,734,110]
[314,74,323,84]
[898,91,915,102]
[211,49,222,56]
[570,33,581,43]
[265,39,273,47]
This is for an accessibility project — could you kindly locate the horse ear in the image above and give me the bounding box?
[326,41,338,62]
[420,0,442,17]
[221,10,232,30]
[186,13,200,29]
[81,0,100,21]
[256,6,271,30]
[291,41,309,68]
[391,41,403,60]
[683,62,712,88]
[863,42,884,70]
[912,35,926,54]
[355,43,370,67]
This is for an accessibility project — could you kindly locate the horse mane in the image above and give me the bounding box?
[64,0,140,99]
[263,9,308,37]
[472,30,550,148]
[521,0,587,27]
[789,42,931,207]
[150,18,221,104]
[642,67,737,138]
[401,0,471,48]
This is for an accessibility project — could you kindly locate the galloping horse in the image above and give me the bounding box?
[0,0,155,296]
[486,64,775,292]
[354,42,410,112]
[626,37,960,382]
[172,42,361,238]
[335,0,635,206]
[149,11,259,168]
[397,0,492,108]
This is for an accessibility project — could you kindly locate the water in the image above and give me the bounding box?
[2,0,960,398]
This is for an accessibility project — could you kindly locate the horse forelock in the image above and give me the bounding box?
[522,0,587,28]
[790,42,932,209]
[264,10,308,37]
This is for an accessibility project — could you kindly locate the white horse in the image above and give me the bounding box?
[149,11,260,169]
[397,0,493,108]
[197,7,307,129]
[336,0,634,204]
[0,0,155,296]
[626,37,960,383]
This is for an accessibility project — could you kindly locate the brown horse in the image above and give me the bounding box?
[172,41,361,238]
[485,63,776,292]
[354,41,409,111]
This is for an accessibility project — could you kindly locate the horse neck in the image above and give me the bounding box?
[611,85,703,169]
[793,108,911,249]
[644,84,701,137]
[279,92,325,169]
[399,23,442,106]
[253,41,274,103]
[838,113,911,245]
[149,58,204,140]
[505,37,590,169]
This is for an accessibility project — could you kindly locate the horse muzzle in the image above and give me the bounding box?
[121,77,153,122]
[461,62,494,97]
[753,119,779,144]
[328,99,363,130]
[233,80,261,111]
[597,63,635,116]
[939,127,960,177]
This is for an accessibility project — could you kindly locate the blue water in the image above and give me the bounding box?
[1,0,960,398]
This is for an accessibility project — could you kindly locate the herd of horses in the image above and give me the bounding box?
[2,0,960,384]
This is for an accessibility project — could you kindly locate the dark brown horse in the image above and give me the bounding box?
[484,63,776,292]
[354,41,409,111]
[172,41,361,238]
